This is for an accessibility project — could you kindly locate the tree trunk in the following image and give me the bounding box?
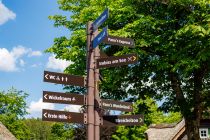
[185,69,205,140]
[169,71,203,140]
[185,117,200,140]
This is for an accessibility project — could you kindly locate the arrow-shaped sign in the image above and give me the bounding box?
[92,8,109,31]
[103,35,135,47]
[43,91,85,105]
[44,112,47,118]
[100,99,133,112]
[92,26,108,49]
[45,74,49,80]
[128,55,137,62]
[42,109,85,124]
[96,53,138,69]
[139,118,143,123]
[44,94,48,100]
[102,114,144,126]
[43,71,85,87]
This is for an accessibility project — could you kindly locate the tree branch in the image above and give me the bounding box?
[169,71,189,116]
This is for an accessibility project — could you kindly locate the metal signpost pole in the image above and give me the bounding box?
[94,33,100,140]
[86,21,95,140]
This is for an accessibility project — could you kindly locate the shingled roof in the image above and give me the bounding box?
[145,119,186,140]
[0,122,17,140]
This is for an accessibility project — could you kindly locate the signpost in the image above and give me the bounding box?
[101,99,133,112]
[92,26,108,48]
[96,53,138,69]
[102,114,144,126]
[103,35,135,47]
[43,91,85,105]
[92,8,109,32]
[44,71,85,87]
[42,109,86,124]
[42,8,142,140]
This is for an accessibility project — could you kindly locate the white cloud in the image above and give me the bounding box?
[28,51,42,57]
[46,55,73,71]
[28,98,55,113]
[64,105,82,113]
[11,45,29,58]
[31,63,42,68]
[0,46,43,72]
[0,48,16,71]
[0,1,16,25]
[19,59,25,67]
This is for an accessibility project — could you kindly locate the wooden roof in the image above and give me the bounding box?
[145,119,210,140]
[0,122,17,140]
[145,119,185,140]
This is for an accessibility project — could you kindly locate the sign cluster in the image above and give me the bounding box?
[42,8,143,139]
[90,8,142,127]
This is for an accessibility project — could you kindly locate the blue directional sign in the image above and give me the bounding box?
[92,8,109,31]
[92,26,108,49]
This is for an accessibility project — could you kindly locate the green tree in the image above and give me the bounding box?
[50,122,76,140]
[0,88,30,139]
[23,118,76,140]
[48,0,210,139]
[23,118,53,140]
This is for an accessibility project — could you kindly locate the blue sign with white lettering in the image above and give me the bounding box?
[92,26,108,48]
[92,8,109,31]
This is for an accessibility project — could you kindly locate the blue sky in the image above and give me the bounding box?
[0,0,81,118]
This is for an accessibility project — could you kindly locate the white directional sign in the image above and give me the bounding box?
[42,109,85,124]
[103,35,135,47]
[43,91,85,105]
[44,71,85,87]
[101,99,133,112]
[96,53,138,68]
[103,114,144,126]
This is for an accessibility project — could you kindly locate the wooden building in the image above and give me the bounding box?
[145,119,186,140]
[0,122,16,140]
[145,119,210,140]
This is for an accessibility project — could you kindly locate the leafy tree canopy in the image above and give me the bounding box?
[0,88,30,139]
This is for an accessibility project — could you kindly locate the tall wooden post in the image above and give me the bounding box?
[86,21,95,140]
[94,35,100,140]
